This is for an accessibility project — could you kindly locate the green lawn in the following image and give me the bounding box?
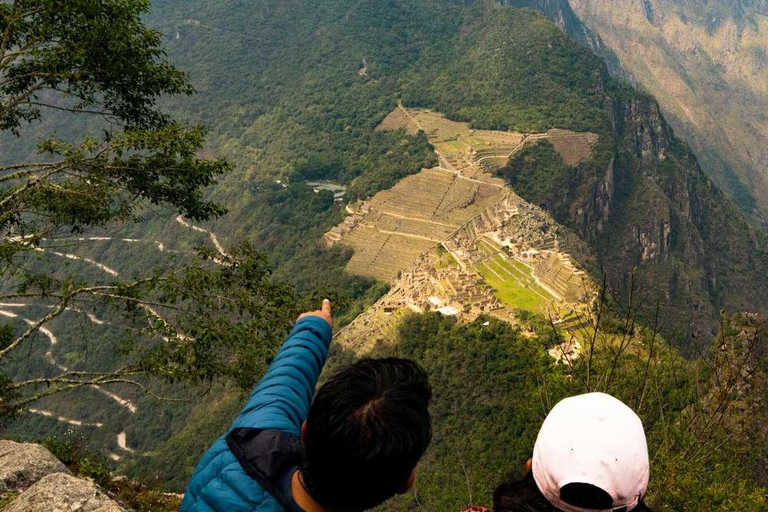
[432,246,459,269]
[491,255,529,279]
[475,258,553,313]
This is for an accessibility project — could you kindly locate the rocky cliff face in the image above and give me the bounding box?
[566,0,768,223]
[503,81,768,346]
[498,0,629,79]
[500,0,600,48]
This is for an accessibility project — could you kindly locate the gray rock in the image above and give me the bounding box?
[4,472,125,512]
[0,440,70,493]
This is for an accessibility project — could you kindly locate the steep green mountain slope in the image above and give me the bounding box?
[141,0,768,344]
[564,0,768,220]
[362,312,768,510]
[4,0,768,496]
[2,0,618,478]
[498,90,768,347]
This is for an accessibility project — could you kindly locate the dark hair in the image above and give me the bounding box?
[493,472,556,512]
[560,483,614,509]
[303,358,432,511]
[494,472,654,512]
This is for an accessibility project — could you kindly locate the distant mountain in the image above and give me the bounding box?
[558,0,768,222]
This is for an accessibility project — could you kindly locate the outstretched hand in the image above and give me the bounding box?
[297,299,333,328]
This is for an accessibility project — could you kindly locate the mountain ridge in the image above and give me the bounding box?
[562,0,768,222]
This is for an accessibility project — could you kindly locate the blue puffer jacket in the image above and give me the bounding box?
[180,316,333,511]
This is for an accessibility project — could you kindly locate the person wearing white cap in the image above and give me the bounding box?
[489,392,653,512]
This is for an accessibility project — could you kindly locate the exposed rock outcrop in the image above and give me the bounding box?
[0,440,124,511]
[0,440,70,493]
[4,473,124,512]
[567,0,768,222]
[500,81,768,347]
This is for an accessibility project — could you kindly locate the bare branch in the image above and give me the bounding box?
[0,296,69,359]
[586,277,607,389]
[0,161,61,173]
[637,300,661,410]
[0,166,67,210]
[22,100,115,118]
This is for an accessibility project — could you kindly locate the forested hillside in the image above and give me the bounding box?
[362,312,768,510]
[3,0,768,508]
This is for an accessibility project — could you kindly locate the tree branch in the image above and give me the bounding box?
[22,100,115,118]
[0,295,69,359]
[0,82,45,119]
[0,1,18,68]
[0,166,66,209]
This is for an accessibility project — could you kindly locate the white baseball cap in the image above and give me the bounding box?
[532,393,649,512]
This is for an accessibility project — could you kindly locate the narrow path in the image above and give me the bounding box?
[374,209,460,229]
[28,409,104,428]
[116,431,134,453]
[175,215,228,258]
[32,248,119,277]
[0,310,58,345]
[2,215,216,457]
[372,229,442,243]
[72,237,168,254]
[92,386,138,414]
[440,242,468,271]
[0,303,138,454]
[433,166,507,189]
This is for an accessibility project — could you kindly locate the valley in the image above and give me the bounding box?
[567,0,768,219]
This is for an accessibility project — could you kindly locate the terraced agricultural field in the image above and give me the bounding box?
[474,254,555,313]
[342,168,505,281]
[338,107,598,283]
[376,107,420,134]
[546,129,600,166]
[478,238,499,256]
[344,226,435,281]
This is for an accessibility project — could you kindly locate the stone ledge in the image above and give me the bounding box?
[4,472,124,512]
[0,440,70,494]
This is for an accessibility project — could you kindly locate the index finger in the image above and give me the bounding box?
[322,298,331,316]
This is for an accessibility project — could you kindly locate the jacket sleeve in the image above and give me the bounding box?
[229,315,333,436]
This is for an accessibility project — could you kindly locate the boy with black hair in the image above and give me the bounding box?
[181,300,433,512]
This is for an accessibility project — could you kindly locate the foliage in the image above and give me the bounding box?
[399,4,609,134]
[0,492,18,509]
[0,245,297,416]
[42,434,181,512]
[2,0,768,502]
[349,304,768,511]
[122,388,244,491]
[0,0,191,133]
[496,140,572,206]
[0,0,298,420]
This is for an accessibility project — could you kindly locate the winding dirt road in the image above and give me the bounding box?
[3,220,227,458]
